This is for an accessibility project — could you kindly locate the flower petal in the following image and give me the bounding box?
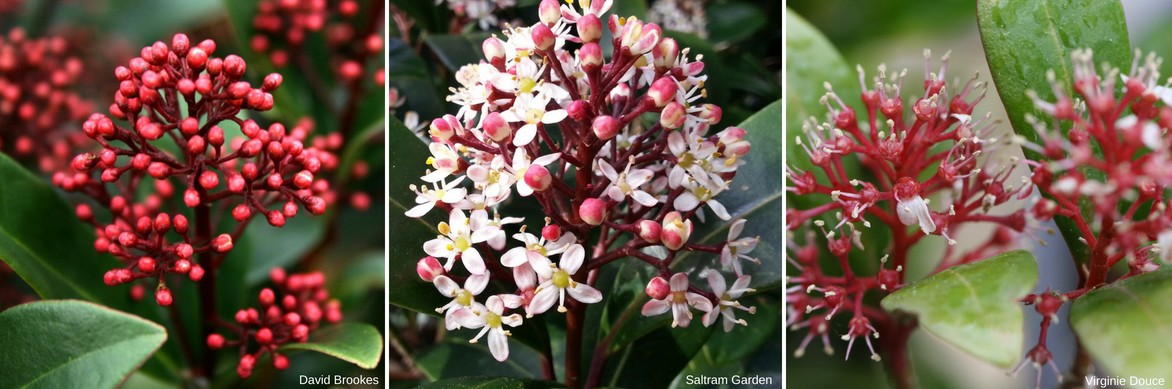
[567,283,603,303]
[513,123,537,146]
[465,273,490,295]
[528,286,559,315]
[560,244,585,274]
[500,247,530,267]
[488,329,510,361]
[706,271,726,296]
[433,275,459,296]
[462,248,487,275]
[669,272,689,291]
[641,299,671,317]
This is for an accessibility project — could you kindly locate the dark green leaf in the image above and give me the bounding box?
[706,2,767,45]
[415,341,539,381]
[388,116,451,314]
[881,250,1038,368]
[280,323,384,369]
[242,215,324,285]
[424,34,488,72]
[977,0,1130,262]
[0,154,126,307]
[1070,269,1172,378]
[416,376,567,389]
[0,300,167,388]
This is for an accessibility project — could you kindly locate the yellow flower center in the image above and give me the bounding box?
[519,78,537,94]
[552,268,571,289]
[524,108,544,124]
[486,311,502,328]
[528,243,548,256]
[679,153,695,168]
[454,236,471,252]
[672,290,687,304]
[456,290,474,306]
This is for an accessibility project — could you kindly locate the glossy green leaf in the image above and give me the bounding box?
[279,323,384,369]
[706,2,767,45]
[784,8,859,175]
[977,0,1130,261]
[0,154,126,307]
[416,377,567,389]
[242,215,324,285]
[415,340,541,381]
[881,250,1038,368]
[0,300,167,388]
[424,34,488,72]
[1070,269,1172,380]
[388,116,451,314]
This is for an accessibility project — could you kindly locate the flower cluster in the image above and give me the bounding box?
[785,51,1029,361]
[0,28,93,172]
[251,0,383,83]
[55,34,334,305]
[405,0,761,362]
[207,269,342,378]
[439,0,517,30]
[1012,49,1172,382]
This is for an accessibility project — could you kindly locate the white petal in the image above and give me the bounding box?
[529,286,558,315]
[674,192,700,212]
[567,283,602,303]
[542,109,568,124]
[513,123,537,146]
[433,275,459,296]
[462,248,487,275]
[728,219,746,241]
[687,292,713,312]
[405,202,434,218]
[708,200,731,220]
[488,329,510,361]
[633,190,658,207]
[513,263,537,289]
[499,294,524,309]
[465,273,490,295]
[706,271,726,296]
[453,308,485,328]
[641,299,671,316]
[529,252,554,279]
[560,244,585,274]
[533,152,562,166]
[486,295,504,313]
[599,161,619,180]
[501,247,530,267]
[669,272,689,291]
[441,188,467,203]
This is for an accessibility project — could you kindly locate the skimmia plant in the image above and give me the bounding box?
[789,2,1172,388]
[403,0,763,386]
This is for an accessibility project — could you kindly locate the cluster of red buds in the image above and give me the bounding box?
[405,0,760,363]
[250,0,383,83]
[207,269,342,378]
[0,27,93,172]
[55,33,335,306]
[1011,49,1172,384]
[786,51,1030,361]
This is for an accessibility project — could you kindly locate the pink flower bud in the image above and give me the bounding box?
[660,102,686,129]
[647,77,678,108]
[233,204,251,221]
[698,103,722,125]
[189,264,205,281]
[578,14,602,43]
[429,118,453,140]
[653,38,679,68]
[137,257,156,273]
[567,100,591,122]
[173,259,191,274]
[213,234,233,252]
[483,112,511,142]
[483,37,505,65]
[542,224,562,241]
[646,276,670,300]
[263,73,283,91]
[416,256,444,282]
[199,170,219,189]
[524,164,553,191]
[532,24,556,51]
[638,220,662,243]
[267,210,286,227]
[155,287,173,306]
[176,243,194,258]
[579,198,607,226]
[72,153,97,171]
[580,42,603,70]
[207,334,224,349]
[184,188,200,207]
[661,211,693,250]
[539,0,561,25]
[294,170,313,188]
[592,115,619,140]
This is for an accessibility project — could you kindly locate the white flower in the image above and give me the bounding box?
[466,154,515,203]
[422,143,462,183]
[507,149,562,197]
[721,219,761,275]
[641,273,712,327]
[492,57,569,101]
[423,209,489,274]
[599,160,657,207]
[500,93,568,146]
[667,129,724,190]
[405,176,468,218]
[470,210,524,251]
[452,294,524,361]
[433,274,489,330]
[499,229,576,268]
[560,0,613,22]
[673,176,731,220]
[701,271,756,332]
[528,244,603,315]
[896,195,936,234]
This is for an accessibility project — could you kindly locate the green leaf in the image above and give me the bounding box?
[424,34,489,72]
[416,377,567,389]
[977,0,1130,261]
[0,300,167,388]
[881,250,1038,368]
[279,323,384,369]
[415,340,541,381]
[0,154,126,307]
[389,116,451,314]
[706,2,767,45]
[784,8,859,175]
[1070,269,1172,380]
[242,212,326,285]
